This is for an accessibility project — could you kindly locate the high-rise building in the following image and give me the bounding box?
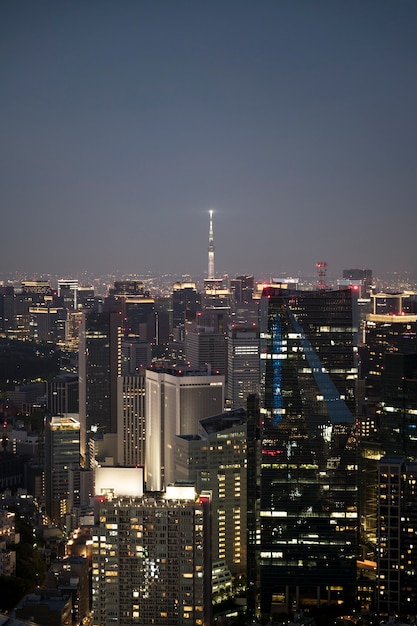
[185,324,227,376]
[78,310,122,463]
[230,275,254,304]
[117,374,146,467]
[364,311,417,399]
[92,479,212,626]
[106,280,156,343]
[58,279,79,310]
[172,282,201,331]
[377,456,417,615]
[379,352,417,460]
[227,324,260,408]
[342,269,373,298]
[145,366,224,491]
[44,414,80,524]
[259,287,358,615]
[175,408,247,577]
[0,284,15,332]
[47,373,79,415]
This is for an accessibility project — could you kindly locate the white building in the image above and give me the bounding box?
[145,367,224,491]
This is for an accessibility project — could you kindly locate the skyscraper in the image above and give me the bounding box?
[145,366,224,491]
[44,414,80,524]
[259,287,358,615]
[175,408,247,576]
[79,310,122,463]
[117,373,146,467]
[227,324,260,408]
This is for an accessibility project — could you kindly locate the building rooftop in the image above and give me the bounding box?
[200,408,246,435]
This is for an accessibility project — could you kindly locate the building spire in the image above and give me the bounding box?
[208,209,215,279]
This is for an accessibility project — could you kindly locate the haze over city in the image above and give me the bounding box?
[1,1,417,279]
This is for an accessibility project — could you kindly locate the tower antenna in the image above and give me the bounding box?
[208,210,215,279]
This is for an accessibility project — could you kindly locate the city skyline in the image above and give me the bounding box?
[2,1,417,278]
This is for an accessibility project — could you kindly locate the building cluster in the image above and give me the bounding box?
[1,216,417,624]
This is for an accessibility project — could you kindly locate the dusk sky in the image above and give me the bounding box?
[1,1,416,281]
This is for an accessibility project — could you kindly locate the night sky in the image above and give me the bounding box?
[1,1,416,280]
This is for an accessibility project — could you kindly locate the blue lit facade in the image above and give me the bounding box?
[259,288,358,615]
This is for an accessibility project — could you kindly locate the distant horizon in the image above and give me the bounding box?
[2,2,417,279]
[1,266,416,290]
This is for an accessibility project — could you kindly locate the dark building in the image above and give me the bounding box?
[343,269,373,297]
[172,281,201,330]
[15,590,72,626]
[230,275,254,304]
[259,287,358,615]
[0,285,15,332]
[47,374,79,415]
[379,352,417,460]
[79,310,122,463]
[364,313,417,399]
[185,324,227,376]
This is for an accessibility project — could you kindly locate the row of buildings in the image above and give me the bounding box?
[2,253,417,623]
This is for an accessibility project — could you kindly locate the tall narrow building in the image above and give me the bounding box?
[79,310,122,463]
[259,287,358,615]
[44,414,80,524]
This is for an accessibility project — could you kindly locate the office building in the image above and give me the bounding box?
[57,279,79,310]
[227,324,260,408]
[106,280,156,343]
[78,310,122,463]
[175,408,247,576]
[146,366,224,491]
[230,275,254,304]
[121,337,152,373]
[259,287,358,615]
[185,324,227,376]
[117,374,146,467]
[28,305,67,343]
[364,311,417,399]
[0,284,14,333]
[379,352,417,460]
[44,414,80,524]
[342,269,373,298]
[172,281,201,331]
[47,373,79,415]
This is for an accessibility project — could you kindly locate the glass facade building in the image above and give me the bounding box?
[259,287,358,615]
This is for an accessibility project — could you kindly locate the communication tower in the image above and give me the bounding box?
[316,261,328,291]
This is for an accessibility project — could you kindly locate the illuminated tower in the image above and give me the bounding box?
[208,209,215,280]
